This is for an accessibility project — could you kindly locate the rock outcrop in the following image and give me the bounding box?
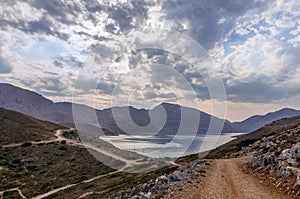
[231,124,300,196]
[110,159,211,199]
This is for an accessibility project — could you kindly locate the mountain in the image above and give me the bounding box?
[0,106,173,198]
[1,83,300,135]
[0,83,74,123]
[0,83,237,135]
[232,108,300,133]
[0,83,117,135]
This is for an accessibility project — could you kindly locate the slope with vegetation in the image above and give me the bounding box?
[0,108,180,198]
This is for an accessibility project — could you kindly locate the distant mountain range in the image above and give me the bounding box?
[1,83,300,135]
[232,108,300,133]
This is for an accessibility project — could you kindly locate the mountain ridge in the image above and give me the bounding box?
[1,83,300,135]
[232,107,300,133]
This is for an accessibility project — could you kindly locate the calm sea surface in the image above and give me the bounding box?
[100,133,243,158]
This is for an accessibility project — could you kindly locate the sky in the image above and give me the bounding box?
[0,0,300,121]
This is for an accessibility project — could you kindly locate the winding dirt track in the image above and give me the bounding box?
[192,156,290,199]
[32,171,121,199]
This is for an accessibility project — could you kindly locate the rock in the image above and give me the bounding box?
[279,149,291,160]
[287,158,299,167]
[138,191,146,197]
[291,143,300,161]
[172,170,186,181]
[260,142,266,148]
[156,175,168,183]
[262,156,269,168]
[145,192,152,198]
[287,166,300,180]
[294,180,300,191]
[130,196,140,199]
[253,150,260,158]
[251,141,260,149]
[141,183,148,190]
[280,168,291,179]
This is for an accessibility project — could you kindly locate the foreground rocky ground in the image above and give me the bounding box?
[234,124,300,198]
[112,118,300,199]
[1,107,300,198]
[109,159,211,199]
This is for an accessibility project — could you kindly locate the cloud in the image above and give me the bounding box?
[207,0,300,104]
[161,0,267,49]
[0,47,13,74]
[0,58,13,74]
[0,0,300,120]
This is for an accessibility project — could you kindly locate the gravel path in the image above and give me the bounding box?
[192,156,290,199]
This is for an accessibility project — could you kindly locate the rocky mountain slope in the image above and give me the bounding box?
[0,83,235,135]
[2,83,300,136]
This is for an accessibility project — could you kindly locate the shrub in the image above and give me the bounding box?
[27,165,38,171]
[58,145,67,150]
[21,142,32,147]
[60,140,66,144]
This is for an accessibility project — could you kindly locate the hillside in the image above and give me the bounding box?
[206,116,300,159]
[3,83,300,136]
[232,108,300,133]
[0,108,67,145]
[0,108,181,198]
[200,116,300,198]
[0,83,238,135]
[1,95,300,198]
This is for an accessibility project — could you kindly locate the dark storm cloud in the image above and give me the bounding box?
[32,0,68,18]
[57,57,83,68]
[96,82,115,95]
[40,78,66,92]
[0,57,13,74]
[225,80,300,103]
[18,77,69,97]
[0,0,149,42]
[0,1,72,40]
[53,60,65,68]
[104,1,148,34]
[162,0,268,49]
[24,17,70,40]
[0,47,13,74]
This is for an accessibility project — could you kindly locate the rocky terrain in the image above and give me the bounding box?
[109,159,211,199]
[98,117,300,199]
[207,116,300,198]
[240,125,300,197]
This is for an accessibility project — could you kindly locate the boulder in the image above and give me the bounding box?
[291,143,300,161]
[172,170,186,181]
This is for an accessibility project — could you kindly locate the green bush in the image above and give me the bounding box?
[0,159,8,166]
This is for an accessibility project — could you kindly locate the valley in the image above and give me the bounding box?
[0,84,300,198]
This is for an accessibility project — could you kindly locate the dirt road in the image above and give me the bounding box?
[192,156,290,199]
